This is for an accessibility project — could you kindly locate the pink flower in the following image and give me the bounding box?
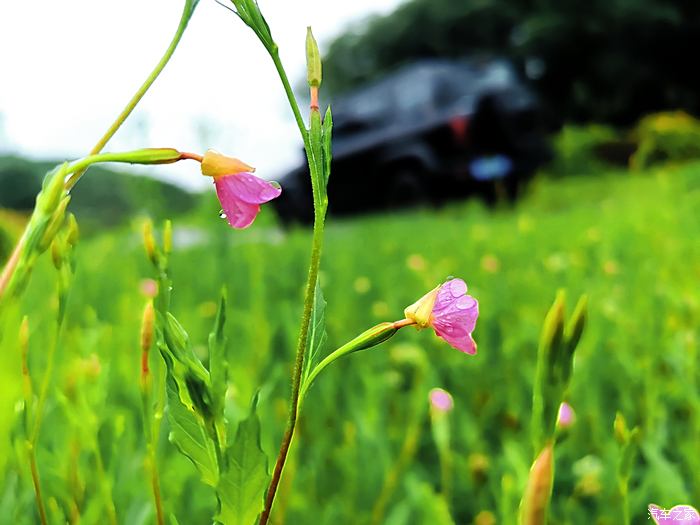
[557,401,575,428]
[404,278,479,354]
[200,149,281,229]
[429,388,454,412]
[214,173,281,229]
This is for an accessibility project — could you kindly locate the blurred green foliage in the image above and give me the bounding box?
[1,159,698,523]
[323,0,700,124]
[0,156,197,234]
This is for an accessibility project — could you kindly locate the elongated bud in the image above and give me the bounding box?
[66,213,79,247]
[141,302,155,354]
[520,442,554,525]
[163,220,173,256]
[50,239,64,270]
[38,195,70,252]
[19,316,29,357]
[122,147,182,165]
[565,294,587,354]
[39,166,67,214]
[540,291,566,359]
[305,27,322,88]
[352,322,398,353]
[201,149,255,178]
[143,219,158,266]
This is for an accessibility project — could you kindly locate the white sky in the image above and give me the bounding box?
[0,0,404,190]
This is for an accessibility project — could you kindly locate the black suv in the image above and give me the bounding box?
[273,58,550,223]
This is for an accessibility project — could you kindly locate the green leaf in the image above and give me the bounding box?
[216,394,269,525]
[166,375,219,487]
[301,278,327,385]
[209,289,228,419]
[322,105,333,185]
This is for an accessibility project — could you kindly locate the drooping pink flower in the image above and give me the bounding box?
[429,388,454,413]
[404,278,479,354]
[214,172,281,229]
[200,149,281,229]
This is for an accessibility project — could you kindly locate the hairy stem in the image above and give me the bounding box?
[258,41,328,525]
[260,219,323,525]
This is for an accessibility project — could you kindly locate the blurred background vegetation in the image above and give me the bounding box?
[1,0,699,523]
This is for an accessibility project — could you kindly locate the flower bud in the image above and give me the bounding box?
[556,401,575,429]
[163,220,173,256]
[305,26,322,88]
[50,239,64,270]
[39,167,67,215]
[66,213,79,247]
[565,294,588,355]
[141,302,155,354]
[429,388,454,413]
[201,149,255,178]
[520,442,554,525]
[403,285,439,328]
[38,195,70,252]
[19,316,29,354]
[142,219,158,266]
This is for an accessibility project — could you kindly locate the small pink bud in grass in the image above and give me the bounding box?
[429,388,454,412]
[404,278,479,354]
[557,402,575,428]
[200,149,281,229]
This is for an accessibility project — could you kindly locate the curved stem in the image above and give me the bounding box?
[299,320,411,405]
[65,0,197,190]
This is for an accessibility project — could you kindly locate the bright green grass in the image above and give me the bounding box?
[1,163,698,524]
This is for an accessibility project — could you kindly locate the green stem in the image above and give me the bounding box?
[258,43,326,525]
[260,218,323,525]
[270,49,310,146]
[299,321,407,405]
[65,0,197,190]
[27,442,48,525]
[30,326,59,445]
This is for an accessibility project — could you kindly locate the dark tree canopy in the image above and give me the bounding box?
[323,0,700,124]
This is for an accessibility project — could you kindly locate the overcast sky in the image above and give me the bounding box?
[0,0,403,189]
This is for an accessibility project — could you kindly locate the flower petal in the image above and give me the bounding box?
[214,177,262,229]
[218,172,282,204]
[430,278,479,354]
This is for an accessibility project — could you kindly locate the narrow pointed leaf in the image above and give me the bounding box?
[301,278,327,385]
[322,105,333,185]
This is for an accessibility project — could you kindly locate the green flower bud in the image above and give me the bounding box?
[306,27,322,88]
[38,195,70,252]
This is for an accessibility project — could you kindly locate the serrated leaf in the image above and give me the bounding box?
[216,395,269,525]
[301,279,327,385]
[322,105,333,185]
[166,375,219,487]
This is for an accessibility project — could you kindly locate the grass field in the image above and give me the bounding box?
[1,162,698,524]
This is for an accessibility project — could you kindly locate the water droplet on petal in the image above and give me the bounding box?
[269,180,281,190]
[219,209,227,219]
